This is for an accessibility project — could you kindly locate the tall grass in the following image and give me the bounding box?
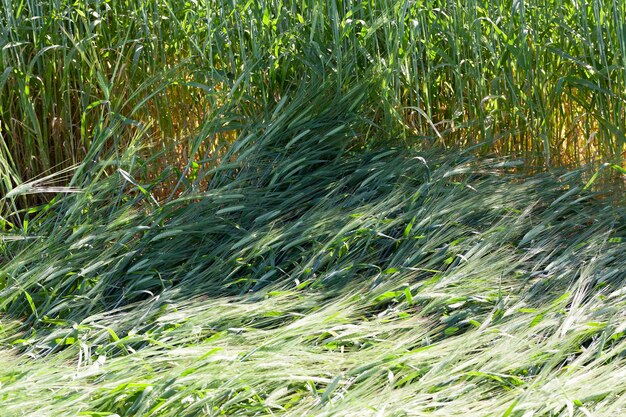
[0,1,625,416]
[1,0,624,207]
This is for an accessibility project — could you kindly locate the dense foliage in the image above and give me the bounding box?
[0,1,624,416]
[1,0,625,192]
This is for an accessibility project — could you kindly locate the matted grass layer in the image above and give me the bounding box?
[0,88,624,416]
